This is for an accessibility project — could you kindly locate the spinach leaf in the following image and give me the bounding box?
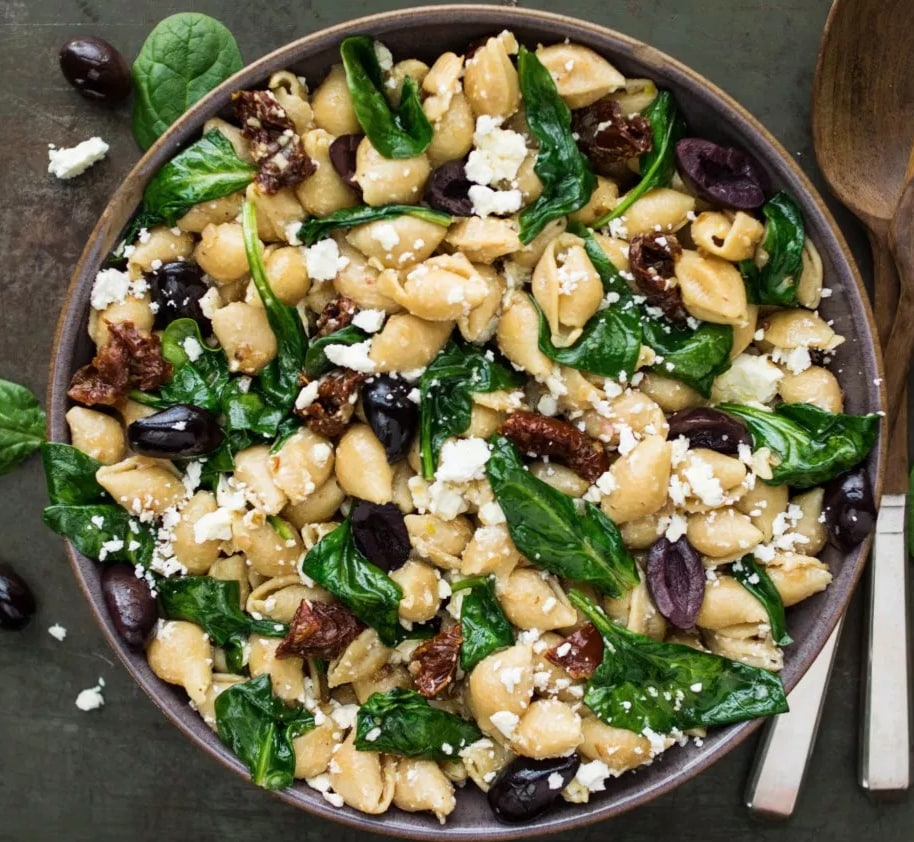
[718,402,879,489]
[485,436,640,597]
[570,590,788,733]
[419,342,522,480]
[517,47,596,244]
[340,36,433,159]
[132,13,244,150]
[143,130,257,225]
[214,674,314,790]
[158,319,230,411]
[40,443,106,506]
[641,318,733,397]
[304,325,369,379]
[108,207,164,265]
[455,577,514,671]
[157,576,287,646]
[355,688,482,759]
[569,222,634,300]
[299,204,451,247]
[221,380,285,439]
[301,516,403,646]
[740,193,805,306]
[593,91,685,227]
[43,504,155,566]
[731,555,792,646]
[0,379,46,476]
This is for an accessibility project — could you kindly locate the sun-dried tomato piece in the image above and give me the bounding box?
[544,623,604,680]
[409,625,463,698]
[315,296,357,338]
[296,369,366,438]
[500,411,608,483]
[629,232,687,324]
[276,599,364,660]
[108,321,172,391]
[572,99,653,176]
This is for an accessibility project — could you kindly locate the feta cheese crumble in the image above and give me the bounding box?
[435,437,491,482]
[48,136,109,180]
[48,624,67,642]
[75,677,106,712]
[306,238,345,281]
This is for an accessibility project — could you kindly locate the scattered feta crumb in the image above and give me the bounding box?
[468,184,523,218]
[48,136,109,180]
[323,339,377,373]
[351,308,386,333]
[294,380,321,410]
[575,759,612,792]
[435,437,491,482]
[48,624,67,642]
[306,239,345,281]
[75,678,106,712]
[489,710,520,739]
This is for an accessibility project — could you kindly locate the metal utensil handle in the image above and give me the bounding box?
[861,493,911,794]
[745,621,843,819]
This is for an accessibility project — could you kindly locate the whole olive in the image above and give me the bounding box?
[487,755,581,823]
[147,261,211,331]
[822,468,877,551]
[329,134,363,190]
[128,404,224,458]
[101,564,157,650]
[0,563,37,631]
[59,36,131,104]
[645,536,705,629]
[361,375,418,463]
[351,501,411,571]
[424,161,475,216]
[675,138,768,210]
[667,407,752,455]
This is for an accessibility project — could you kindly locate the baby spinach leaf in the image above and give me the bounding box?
[718,402,879,489]
[454,577,514,671]
[304,325,369,379]
[517,47,596,243]
[568,222,634,300]
[298,204,451,246]
[641,318,733,397]
[419,342,522,480]
[143,130,256,225]
[158,319,230,411]
[340,36,433,159]
[302,516,403,646]
[221,380,285,440]
[486,436,640,597]
[593,90,686,227]
[132,13,244,150]
[215,674,315,790]
[570,590,789,733]
[40,443,106,506]
[740,192,805,306]
[732,555,792,646]
[42,503,155,566]
[0,379,46,476]
[355,688,482,759]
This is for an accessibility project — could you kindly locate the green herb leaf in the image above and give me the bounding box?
[740,193,805,306]
[641,318,733,398]
[299,204,451,247]
[158,319,230,411]
[731,555,792,646]
[0,379,46,476]
[340,36,433,159]
[355,688,482,759]
[42,504,155,566]
[719,402,879,489]
[221,379,285,439]
[304,325,369,379]
[132,13,244,150]
[485,436,640,597]
[517,47,596,243]
[456,577,514,671]
[570,222,635,299]
[571,590,789,733]
[40,443,106,505]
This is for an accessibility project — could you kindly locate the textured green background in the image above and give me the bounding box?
[0,1,908,840]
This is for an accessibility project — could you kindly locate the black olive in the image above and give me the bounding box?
[488,755,581,823]
[128,404,224,458]
[361,375,418,464]
[645,536,705,628]
[424,161,475,216]
[329,134,363,191]
[59,36,131,104]
[822,468,877,551]
[147,261,211,331]
[675,138,768,210]
[0,563,36,631]
[101,564,157,650]
[351,501,411,571]
[667,407,752,455]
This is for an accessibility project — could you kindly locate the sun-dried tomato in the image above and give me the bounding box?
[409,625,463,698]
[276,599,364,660]
[572,99,653,176]
[315,296,357,338]
[296,369,366,438]
[500,411,609,483]
[108,321,172,391]
[544,623,604,680]
[628,231,687,324]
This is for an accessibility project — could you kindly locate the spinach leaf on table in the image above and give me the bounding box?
[340,36,433,159]
[215,674,315,790]
[304,325,369,379]
[740,192,805,306]
[298,204,451,247]
[517,47,596,243]
[0,379,46,476]
[355,688,482,759]
[132,13,244,150]
[641,318,733,398]
[485,436,640,598]
[570,590,789,733]
[719,402,879,489]
[454,577,514,671]
[731,555,792,646]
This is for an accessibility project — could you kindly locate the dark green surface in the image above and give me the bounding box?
[0,1,910,840]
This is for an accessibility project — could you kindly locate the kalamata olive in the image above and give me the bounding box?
[351,501,411,571]
[128,404,224,458]
[645,536,705,629]
[822,468,877,551]
[487,755,581,823]
[675,138,768,210]
[147,261,210,331]
[329,134,363,190]
[0,563,36,631]
[424,161,475,216]
[667,407,752,455]
[59,36,131,104]
[361,375,418,463]
[101,564,157,650]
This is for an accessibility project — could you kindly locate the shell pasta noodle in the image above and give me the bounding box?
[47,29,882,826]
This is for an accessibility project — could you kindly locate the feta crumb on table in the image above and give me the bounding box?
[75,677,106,712]
[48,624,67,642]
[48,136,109,180]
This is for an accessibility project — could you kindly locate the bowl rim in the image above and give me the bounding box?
[46,4,886,838]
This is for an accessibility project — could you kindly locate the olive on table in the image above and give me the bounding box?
[675,138,767,210]
[361,375,418,463]
[645,535,705,629]
[666,407,752,455]
[147,261,211,331]
[487,755,581,823]
[101,565,157,650]
[128,404,224,458]
[0,563,37,631]
[59,36,131,104]
[351,500,410,571]
[822,467,877,551]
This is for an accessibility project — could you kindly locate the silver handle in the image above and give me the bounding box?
[745,621,843,819]
[861,492,911,794]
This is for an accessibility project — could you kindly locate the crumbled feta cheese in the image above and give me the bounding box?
[374,41,394,71]
[547,772,565,790]
[371,222,400,251]
[665,512,688,542]
[351,308,386,333]
[48,624,67,642]
[499,666,525,693]
[90,268,131,310]
[428,480,470,520]
[75,678,106,711]
[193,508,234,543]
[306,773,344,807]
[771,345,813,375]
[489,710,520,739]
[594,471,617,495]
[575,759,612,792]
[683,454,726,507]
[478,500,506,525]
[306,238,344,281]
[435,437,491,482]
[294,380,321,410]
[465,116,528,186]
[468,184,523,218]
[323,339,377,373]
[330,704,359,730]
[711,353,783,404]
[182,460,203,496]
[48,136,109,180]
[181,336,203,362]
[199,286,222,319]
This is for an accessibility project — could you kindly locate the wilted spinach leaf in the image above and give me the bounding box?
[569,222,634,299]
[298,203,450,246]
[740,192,805,306]
[40,442,106,506]
[732,555,792,646]
[158,318,230,411]
[0,379,46,476]
[43,503,155,566]
[455,577,514,671]
[304,325,369,379]
[641,318,733,397]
